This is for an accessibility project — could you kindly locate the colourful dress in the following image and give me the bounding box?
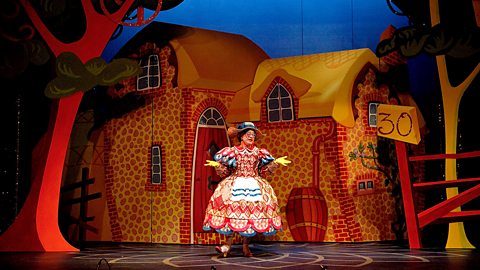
[202,145,283,237]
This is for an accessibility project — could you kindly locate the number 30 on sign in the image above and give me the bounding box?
[377,104,421,145]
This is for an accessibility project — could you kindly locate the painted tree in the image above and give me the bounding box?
[429,0,479,249]
[377,0,479,248]
[0,0,181,251]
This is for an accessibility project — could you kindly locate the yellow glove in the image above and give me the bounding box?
[204,160,220,167]
[274,156,291,166]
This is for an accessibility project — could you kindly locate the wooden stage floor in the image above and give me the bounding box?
[1,242,479,270]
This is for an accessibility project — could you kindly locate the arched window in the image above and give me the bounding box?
[137,54,161,91]
[198,107,225,127]
[267,83,294,122]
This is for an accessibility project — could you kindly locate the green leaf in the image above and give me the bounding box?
[44,77,80,98]
[358,143,365,153]
[85,57,108,76]
[446,36,480,58]
[56,52,88,79]
[397,28,416,39]
[24,40,50,66]
[399,35,427,57]
[424,31,454,54]
[376,39,396,57]
[45,53,141,98]
[100,58,141,85]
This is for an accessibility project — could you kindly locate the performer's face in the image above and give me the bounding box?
[241,130,256,147]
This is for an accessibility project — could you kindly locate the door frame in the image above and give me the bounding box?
[190,108,230,243]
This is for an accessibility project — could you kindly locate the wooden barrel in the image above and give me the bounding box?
[286,187,328,242]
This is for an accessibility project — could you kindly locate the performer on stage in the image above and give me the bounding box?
[203,122,290,257]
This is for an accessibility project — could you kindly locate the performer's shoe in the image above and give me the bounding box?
[215,245,231,257]
[242,245,253,257]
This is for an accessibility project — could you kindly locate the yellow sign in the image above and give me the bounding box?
[377,104,421,145]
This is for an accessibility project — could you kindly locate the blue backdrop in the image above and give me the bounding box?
[103,0,408,60]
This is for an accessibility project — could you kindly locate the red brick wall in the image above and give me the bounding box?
[333,124,363,242]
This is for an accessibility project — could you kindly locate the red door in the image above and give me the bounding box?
[193,127,229,232]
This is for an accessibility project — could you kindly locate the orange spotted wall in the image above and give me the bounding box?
[102,43,241,244]
[63,26,419,245]
[250,68,398,243]
[345,68,396,241]
[104,44,183,243]
[255,119,340,242]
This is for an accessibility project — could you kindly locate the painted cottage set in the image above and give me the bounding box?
[63,22,424,245]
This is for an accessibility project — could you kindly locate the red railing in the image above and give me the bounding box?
[395,141,480,248]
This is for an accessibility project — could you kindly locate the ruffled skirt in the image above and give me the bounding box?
[202,176,283,237]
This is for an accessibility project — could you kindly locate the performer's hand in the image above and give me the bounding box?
[274,156,291,166]
[204,160,220,167]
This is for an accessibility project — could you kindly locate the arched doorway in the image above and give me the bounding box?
[192,108,230,233]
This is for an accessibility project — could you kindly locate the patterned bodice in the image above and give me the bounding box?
[214,145,275,178]
[233,147,260,177]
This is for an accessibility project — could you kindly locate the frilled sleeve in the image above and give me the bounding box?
[258,148,278,178]
[213,147,236,178]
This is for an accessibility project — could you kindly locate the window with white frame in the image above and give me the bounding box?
[267,83,294,122]
[137,54,161,91]
[151,145,162,184]
[368,102,380,127]
[198,107,225,127]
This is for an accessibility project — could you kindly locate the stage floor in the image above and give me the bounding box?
[1,242,479,270]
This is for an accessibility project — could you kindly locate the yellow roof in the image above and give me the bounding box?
[169,27,269,91]
[228,48,379,127]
